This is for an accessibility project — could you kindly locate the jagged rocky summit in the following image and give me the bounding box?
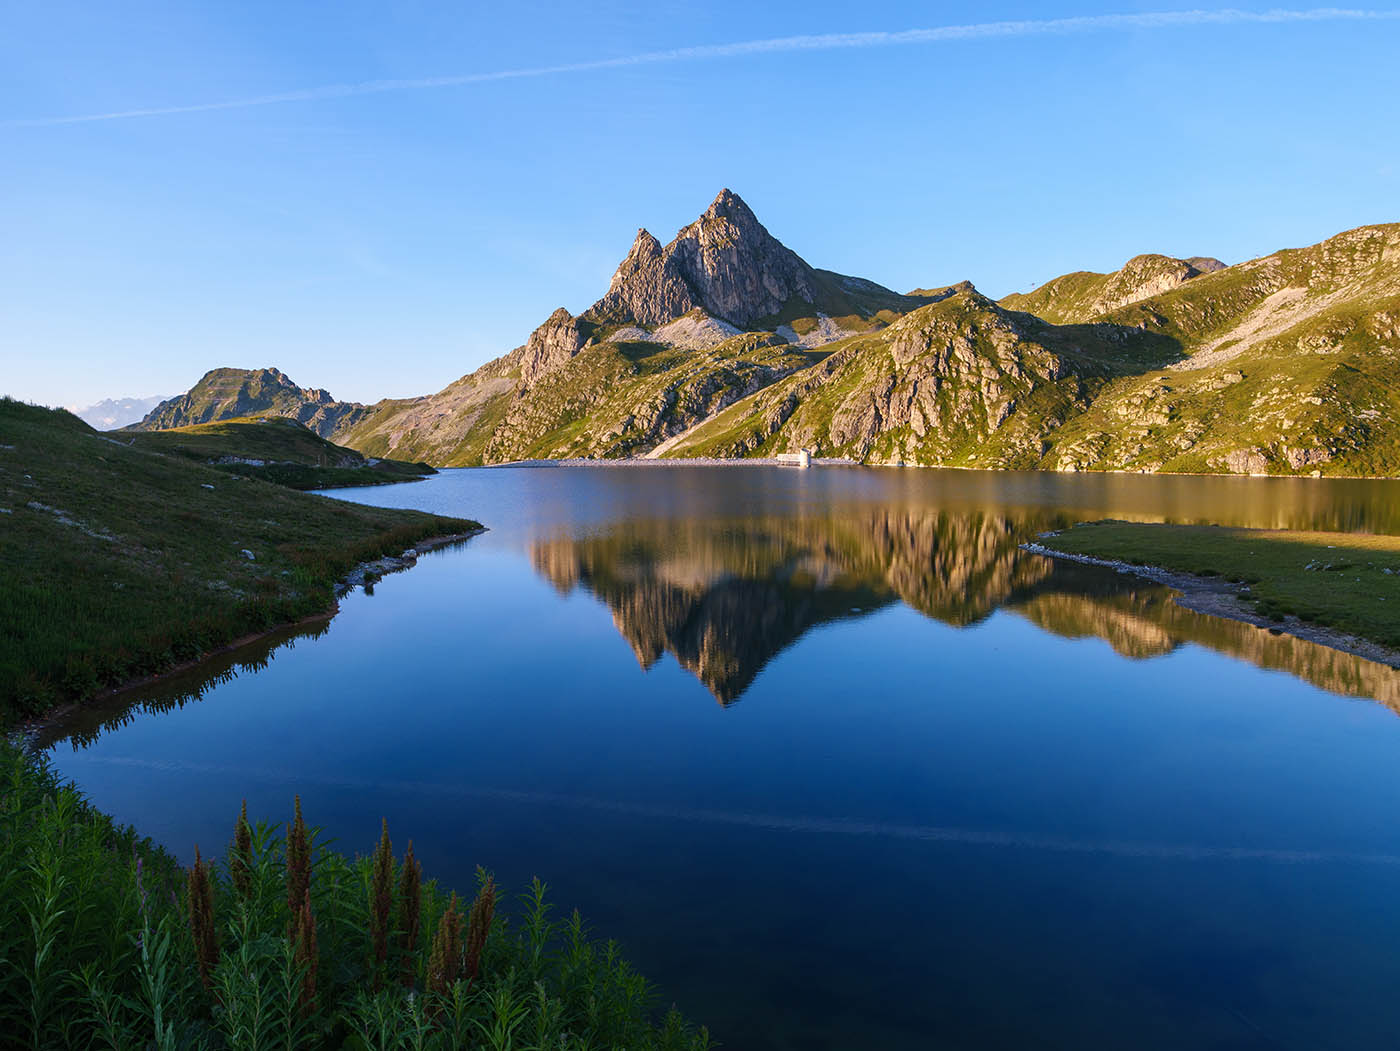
[134,191,1400,478]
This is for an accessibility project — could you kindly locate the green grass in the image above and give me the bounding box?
[0,398,478,722]
[1039,521,1400,647]
[128,417,436,490]
[0,738,712,1050]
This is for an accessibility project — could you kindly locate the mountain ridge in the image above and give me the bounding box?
[132,197,1400,478]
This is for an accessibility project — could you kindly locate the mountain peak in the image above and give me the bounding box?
[702,188,754,223]
[630,227,661,253]
[131,366,368,436]
[590,190,813,327]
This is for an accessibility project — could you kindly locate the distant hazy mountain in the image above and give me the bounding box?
[71,395,169,431]
[140,190,1400,477]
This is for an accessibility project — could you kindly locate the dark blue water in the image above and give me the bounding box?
[42,466,1400,1049]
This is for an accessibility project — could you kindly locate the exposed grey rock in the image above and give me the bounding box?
[1090,255,1214,316]
[776,314,854,348]
[604,312,744,352]
[593,229,699,325]
[1284,446,1331,469]
[652,312,744,351]
[518,308,591,387]
[1224,448,1269,474]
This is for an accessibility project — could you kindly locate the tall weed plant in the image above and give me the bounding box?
[0,739,712,1050]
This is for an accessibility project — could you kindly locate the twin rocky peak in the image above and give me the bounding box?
[518,188,917,386]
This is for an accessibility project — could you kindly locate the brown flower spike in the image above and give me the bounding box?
[232,799,253,901]
[368,818,394,989]
[426,892,463,997]
[397,840,422,988]
[186,845,219,990]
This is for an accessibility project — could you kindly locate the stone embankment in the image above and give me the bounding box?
[337,528,487,594]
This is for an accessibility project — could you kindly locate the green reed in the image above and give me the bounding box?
[0,737,713,1051]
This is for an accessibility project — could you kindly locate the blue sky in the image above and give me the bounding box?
[3,2,1398,409]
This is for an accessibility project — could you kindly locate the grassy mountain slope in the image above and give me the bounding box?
[1000,253,1224,323]
[1044,223,1400,474]
[479,332,827,463]
[133,366,372,438]
[671,224,1400,476]
[0,398,475,718]
[336,355,522,466]
[662,286,1170,466]
[127,416,435,488]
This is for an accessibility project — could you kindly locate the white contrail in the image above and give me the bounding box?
[7,7,1398,128]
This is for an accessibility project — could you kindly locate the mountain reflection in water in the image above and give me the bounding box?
[530,509,1400,708]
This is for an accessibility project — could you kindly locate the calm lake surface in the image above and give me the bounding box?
[43,466,1400,1049]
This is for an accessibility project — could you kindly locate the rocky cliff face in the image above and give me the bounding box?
[590,190,823,327]
[591,229,700,326]
[518,308,592,387]
[586,189,918,332]
[132,368,371,438]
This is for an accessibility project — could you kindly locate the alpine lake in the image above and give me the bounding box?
[39,465,1400,1049]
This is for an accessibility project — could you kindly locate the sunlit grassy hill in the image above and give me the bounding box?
[0,398,475,719]
[128,415,436,489]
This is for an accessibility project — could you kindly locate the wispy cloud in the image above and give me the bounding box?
[8,8,1399,128]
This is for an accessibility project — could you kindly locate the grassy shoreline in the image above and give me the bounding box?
[1034,521,1400,662]
[0,397,480,724]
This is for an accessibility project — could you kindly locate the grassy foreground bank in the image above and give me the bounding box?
[0,739,711,1050]
[0,398,476,722]
[1038,521,1400,649]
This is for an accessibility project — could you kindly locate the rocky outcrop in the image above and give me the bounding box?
[1187,256,1228,274]
[519,308,591,387]
[1090,254,1217,316]
[131,368,370,438]
[1000,253,1226,324]
[591,230,700,325]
